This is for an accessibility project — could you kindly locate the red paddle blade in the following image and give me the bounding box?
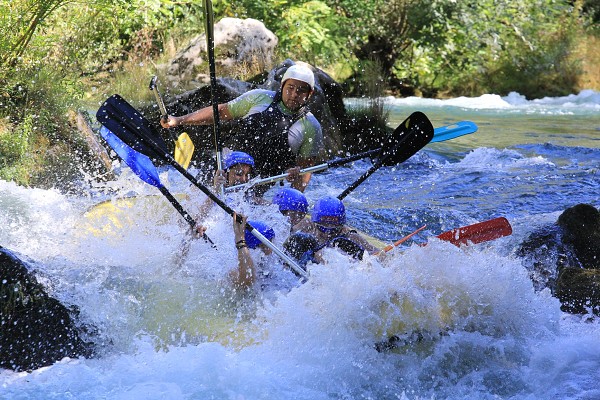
[435,217,512,247]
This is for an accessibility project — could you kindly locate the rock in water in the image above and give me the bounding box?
[0,246,95,371]
[557,203,600,270]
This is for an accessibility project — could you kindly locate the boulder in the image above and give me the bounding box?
[555,267,600,315]
[515,224,572,293]
[165,18,278,89]
[557,203,600,269]
[516,203,600,316]
[0,246,95,371]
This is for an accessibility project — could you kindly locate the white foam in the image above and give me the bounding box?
[371,90,600,114]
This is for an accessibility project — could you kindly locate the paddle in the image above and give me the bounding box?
[434,217,512,247]
[382,225,427,252]
[338,111,435,200]
[224,120,477,193]
[97,94,308,279]
[98,125,215,247]
[430,120,477,143]
[203,0,223,173]
[149,76,195,169]
[383,217,512,252]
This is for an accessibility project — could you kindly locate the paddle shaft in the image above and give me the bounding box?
[382,225,427,252]
[338,163,380,200]
[157,187,194,228]
[149,76,179,143]
[158,186,216,247]
[224,121,474,193]
[149,76,168,118]
[204,0,223,171]
[339,112,435,200]
[149,77,195,169]
[100,126,214,246]
[170,151,307,277]
[224,148,379,193]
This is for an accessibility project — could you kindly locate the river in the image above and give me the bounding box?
[1,90,599,399]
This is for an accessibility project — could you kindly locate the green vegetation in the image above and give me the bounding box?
[0,0,598,187]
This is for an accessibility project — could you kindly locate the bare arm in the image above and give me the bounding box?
[229,213,256,289]
[287,157,316,192]
[193,169,226,234]
[160,103,233,128]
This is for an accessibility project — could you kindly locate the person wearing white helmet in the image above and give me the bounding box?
[161,62,323,194]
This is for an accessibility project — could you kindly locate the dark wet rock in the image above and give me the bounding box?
[516,203,600,316]
[555,267,600,314]
[557,203,600,270]
[0,246,96,371]
[515,224,575,293]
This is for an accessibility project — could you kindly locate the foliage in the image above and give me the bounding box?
[0,0,68,68]
[384,0,582,98]
[581,0,600,26]
[278,1,342,64]
[0,0,207,186]
[214,0,349,65]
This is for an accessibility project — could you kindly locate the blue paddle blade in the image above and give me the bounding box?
[97,94,170,161]
[100,125,163,189]
[431,121,478,143]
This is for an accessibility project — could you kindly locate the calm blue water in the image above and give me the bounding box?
[1,90,599,399]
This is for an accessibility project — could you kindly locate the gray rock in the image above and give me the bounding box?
[165,18,278,89]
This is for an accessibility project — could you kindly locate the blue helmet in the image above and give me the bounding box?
[311,196,346,225]
[223,151,254,170]
[272,188,309,213]
[244,220,275,249]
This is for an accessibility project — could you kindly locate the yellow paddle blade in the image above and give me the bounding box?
[174,132,194,169]
[80,194,191,238]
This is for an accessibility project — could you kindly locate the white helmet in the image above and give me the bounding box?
[281,64,315,90]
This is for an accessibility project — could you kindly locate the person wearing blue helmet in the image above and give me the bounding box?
[194,150,261,236]
[272,187,309,227]
[294,196,379,259]
[283,231,322,274]
[213,150,255,191]
[229,212,279,289]
[160,62,324,195]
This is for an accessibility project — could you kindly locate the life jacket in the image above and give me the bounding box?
[316,231,365,260]
[227,92,308,178]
